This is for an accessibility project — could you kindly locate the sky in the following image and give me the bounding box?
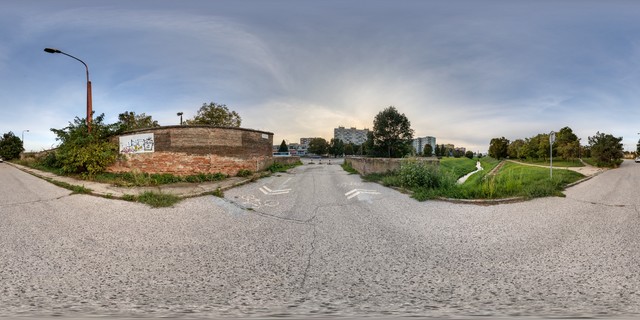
[2,0,640,153]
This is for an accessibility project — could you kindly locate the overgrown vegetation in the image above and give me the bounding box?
[361,157,583,201]
[48,114,119,175]
[341,161,359,174]
[134,192,181,208]
[0,131,24,160]
[267,160,303,173]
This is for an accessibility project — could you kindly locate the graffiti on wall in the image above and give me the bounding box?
[119,133,155,154]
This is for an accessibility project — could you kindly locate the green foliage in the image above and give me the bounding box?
[588,131,624,167]
[210,188,224,197]
[329,138,345,157]
[116,111,159,132]
[267,161,302,173]
[136,192,181,208]
[341,161,359,174]
[308,138,329,155]
[397,160,454,190]
[464,151,474,159]
[488,137,509,159]
[186,102,241,127]
[372,106,414,158]
[439,157,478,179]
[423,144,433,157]
[47,179,92,194]
[236,169,253,177]
[91,171,227,187]
[278,140,288,153]
[0,131,24,160]
[50,114,119,175]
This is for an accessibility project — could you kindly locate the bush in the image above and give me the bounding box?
[398,161,453,189]
[50,114,119,175]
[236,169,253,177]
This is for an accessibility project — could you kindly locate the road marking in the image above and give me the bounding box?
[279,177,292,188]
[259,185,291,195]
[345,188,380,199]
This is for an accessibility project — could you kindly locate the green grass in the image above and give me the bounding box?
[363,157,584,201]
[456,162,584,199]
[134,192,181,208]
[267,160,303,173]
[513,158,584,167]
[439,157,478,178]
[341,161,359,174]
[47,179,92,194]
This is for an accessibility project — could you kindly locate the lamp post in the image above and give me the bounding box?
[549,131,556,178]
[177,112,183,125]
[44,48,92,133]
[22,130,29,150]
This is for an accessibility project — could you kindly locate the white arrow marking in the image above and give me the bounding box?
[345,189,380,199]
[259,185,291,195]
[279,177,292,188]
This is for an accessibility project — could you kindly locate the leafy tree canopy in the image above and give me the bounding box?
[186,102,241,127]
[488,137,509,159]
[0,131,24,160]
[372,106,414,158]
[278,140,288,153]
[50,113,119,175]
[307,138,329,156]
[588,131,623,167]
[117,111,159,132]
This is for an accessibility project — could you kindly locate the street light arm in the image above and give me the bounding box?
[44,48,89,81]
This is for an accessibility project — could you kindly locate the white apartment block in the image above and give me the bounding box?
[412,136,436,155]
[334,126,369,145]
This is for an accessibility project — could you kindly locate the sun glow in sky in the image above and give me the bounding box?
[2,0,640,153]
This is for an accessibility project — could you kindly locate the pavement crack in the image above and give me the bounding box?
[0,194,72,208]
[300,208,319,289]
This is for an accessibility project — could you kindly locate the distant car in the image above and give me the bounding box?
[636,157,640,163]
[0,157,3,163]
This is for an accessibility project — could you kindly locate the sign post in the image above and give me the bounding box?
[549,131,556,179]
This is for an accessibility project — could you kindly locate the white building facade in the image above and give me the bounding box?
[412,136,436,155]
[334,126,369,145]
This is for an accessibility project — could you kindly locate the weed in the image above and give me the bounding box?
[136,191,181,208]
[121,194,136,201]
[236,169,253,177]
[341,161,359,174]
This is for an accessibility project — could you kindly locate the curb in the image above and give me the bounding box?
[6,162,253,200]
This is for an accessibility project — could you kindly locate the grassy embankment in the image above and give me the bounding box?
[357,156,584,201]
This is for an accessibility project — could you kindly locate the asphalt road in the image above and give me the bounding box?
[1,160,640,319]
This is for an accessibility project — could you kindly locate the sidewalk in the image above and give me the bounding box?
[7,162,252,198]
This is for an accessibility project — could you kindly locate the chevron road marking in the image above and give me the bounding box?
[345,188,380,199]
[259,185,291,195]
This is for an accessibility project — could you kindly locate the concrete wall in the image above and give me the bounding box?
[345,156,439,175]
[108,126,274,176]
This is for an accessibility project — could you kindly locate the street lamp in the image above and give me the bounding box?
[177,112,183,125]
[44,48,93,133]
[22,130,29,150]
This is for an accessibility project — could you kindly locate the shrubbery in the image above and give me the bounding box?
[48,114,119,175]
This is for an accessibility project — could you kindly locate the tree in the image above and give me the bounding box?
[488,137,509,159]
[278,140,288,153]
[0,131,24,160]
[465,150,474,159]
[588,131,623,167]
[507,139,525,160]
[116,111,159,132]
[307,138,329,155]
[372,106,414,158]
[329,138,345,157]
[423,144,433,157]
[344,143,355,156]
[555,127,580,160]
[50,113,119,175]
[636,138,640,155]
[186,102,241,127]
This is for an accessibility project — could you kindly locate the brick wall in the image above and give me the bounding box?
[108,126,274,176]
[345,156,439,175]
